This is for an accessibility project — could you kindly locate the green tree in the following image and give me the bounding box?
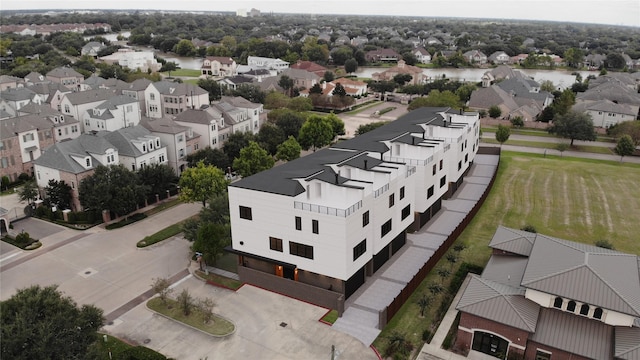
[614,135,635,162]
[309,83,323,95]
[393,73,413,87]
[273,110,307,139]
[160,61,179,77]
[192,222,230,266]
[287,97,313,112]
[333,82,347,97]
[552,89,576,116]
[607,120,640,146]
[323,71,335,83]
[232,141,275,177]
[556,142,570,157]
[18,180,39,205]
[385,331,414,358]
[563,48,585,68]
[1,285,103,360]
[344,58,358,74]
[278,75,294,97]
[548,110,597,146]
[275,136,302,162]
[257,123,286,155]
[197,78,222,102]
[264,91,290,109]
[298,115,334,151]
[151,277,173,304]
[44,179,72,210]
[510,116,524,128]
[178,161,228,207]
[540,80,556,93]
[326,113,346,139]
[137,163,178,200]
[455,83,477,103]
[488,105,502,119]
[495,124,511,147]
[417,294,431,317]
[79,165,148,218]
[223,132,256,166]
[177,289,195,316]
[186,147,230,170]
[605,53,626,70]
[408,90,461,110]
[356,121,387,135]
[174,39,196,56]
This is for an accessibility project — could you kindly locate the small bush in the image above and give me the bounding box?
[448,262,484,295]
[105,213,147,230]
[595,239,614,250]
[422,329,432,342]
[15,232,32,246]
[521,225,537,233]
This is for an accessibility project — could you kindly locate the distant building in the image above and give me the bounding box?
[99,49,161,73]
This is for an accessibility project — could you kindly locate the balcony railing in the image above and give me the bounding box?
[294,200,362,217]
[374,184,390,198]
[406,166,416,178]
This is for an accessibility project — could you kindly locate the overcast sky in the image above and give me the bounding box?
[4,0,639,27]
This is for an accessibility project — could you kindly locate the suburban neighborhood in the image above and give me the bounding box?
[1,5,639,360]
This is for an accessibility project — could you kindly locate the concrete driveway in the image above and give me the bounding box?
[106,276,378,360]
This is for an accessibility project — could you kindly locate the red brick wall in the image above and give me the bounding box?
[524,341,591,360]
[455,312,530,355]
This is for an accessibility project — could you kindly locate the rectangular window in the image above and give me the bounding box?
[312,219,319,234]
[402,204,411,220]
[381,219,392,237]
[362,211,369,227]
[353,239,366,261]
[295,216,302,231]
[465,154,468,163]
[289,241,314,259]
[239,206,252,220]
[458,161,462,170]
[269,237,283,252]
[439,159,443,170]
[427,185,434,198]
[389,193,395,208]
[440,176,446,188]
[400,186,405,200]
[432,164,436,175]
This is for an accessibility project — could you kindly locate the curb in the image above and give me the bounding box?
[145,299,236,338]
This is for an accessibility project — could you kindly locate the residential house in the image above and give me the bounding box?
[227,107,480,306]
[454,226,640,360]
[241,69,272,82]
[424,36,442,45]
[81,75,129,92]
[58,88,116,124]
[201,56,238,77]
[304,78,368,97]
[217,76,254,91]
[16,105,81,142]
[99,49,161,73]
[247,56,290,74]
[413,47,432,64]
[34,134,119,211]
[584,54,607,69]
[463,50,488,65]
[488,51,510,64]
[83,95,141,133]
[0,87,40,117]
[81,41,106,57]
[372,60,426,85]
[46,67,84,91]
[573,100,638,128]
[173,108,221,151]
[510,54,530,65]
[280,68,321,90]
[0,75,23,91]
[213,96,264,135]
[121,78,152,115]
[365,48,401,63]
[144,81,209,118]
[0,110,79,181]
[140,116,194,174]
[97,125,167,172]
[574,74,640,127]
[334,35,351,46]
[350,36,369,47]
[290,61,329,78]
[25,82,72,109]
[481,65,522,88]
[251,76,284,93]
[23,72,47,85]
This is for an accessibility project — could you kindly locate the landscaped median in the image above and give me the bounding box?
[146,297,236,337]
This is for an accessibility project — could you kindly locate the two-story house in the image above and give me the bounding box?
[488,51,511,64]
[463,50,488,65]
[173,108,221,151]
[46,66,84,91]
[227,107,480,309]
[280,68,321,91]
[34,134,119,211]
[0,87,40,117]
[121,78,152,116]
[58,88,117,124]
[0,75,23,91]
[413,47,432,64]
[81,41,106,58]
[201,56,238,77]
[83,95,141,133]
[372,60,426,86]
[454,226,640,360]
[247,56,290,74]
[97,125,167,172]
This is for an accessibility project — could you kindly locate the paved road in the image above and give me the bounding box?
[483,132,615,147]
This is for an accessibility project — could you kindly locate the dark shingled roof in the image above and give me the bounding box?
[230,107,463,196]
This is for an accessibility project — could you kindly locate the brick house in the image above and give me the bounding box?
[454,226,640,360]
[46,66,84,91]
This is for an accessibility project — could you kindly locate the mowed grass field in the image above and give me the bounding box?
[375,151,640,355]
[461,151,640,267]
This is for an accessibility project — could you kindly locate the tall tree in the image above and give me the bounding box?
[79,165,148,218]
[287,97,313,112]
[607,120,640,146]
[274,110,307,139]
[178,161,228,207]
[552,89,576,116]
[186,147,230,170]
[232,141,275,177]
[257,123,286,155]
[137,163,178,199]
[333,82,347,97]
[1,285,103,360]
[548,110,597,146]
[326,112,346,139]
[278,75,294,97]
[173,39,196,56]
[408,90,461,110]
[197,78,222,102]
[298,115,334,151]
[192,222,231,266]
[488,105,502,119]
[222,132,256,166]
[495,124,511,147]
[344,58,358,74]
[356,121,387,135]
[614,135,635,162]
[44,179,72,210]
[160,61,179,77]
[563,48,585,69]
[275,136,302,162]
[18,180,39,205]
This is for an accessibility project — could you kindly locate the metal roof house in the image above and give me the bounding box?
[227,107,481,311]
[454,226,640,360]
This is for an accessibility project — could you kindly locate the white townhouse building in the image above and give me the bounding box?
[140,116,193,175]
[173,108,221,151]
[97,125,167,172]
[58,89,116,125]
[144,81,209,119]
[83,95,141,133]
[247,56,290,74]
[227,107,480,305]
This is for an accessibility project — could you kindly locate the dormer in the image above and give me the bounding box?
[53,116,59,124]
[169,87,175,94]
[59,115,64,123]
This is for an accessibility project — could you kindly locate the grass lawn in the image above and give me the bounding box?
[147,297,235,336]
[321,309,339,324]
[482,127,615,143]
[482,138,614,155]
[373,151,640,356]
[183,79,199,85]
[195,270,243,290]
[91,334,168,359]
[137,221,185,248]
[162,69,201,77]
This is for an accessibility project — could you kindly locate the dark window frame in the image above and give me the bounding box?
[401,204,411,220]
[295,216,302,231]
[289,241,314,259]
[400,186,405,200]
[389,193,395,208]
[239,206,252,220]
[353,239,367,261]
[312,219,319,234]
[381,219,392,237]
[269,237,283,252]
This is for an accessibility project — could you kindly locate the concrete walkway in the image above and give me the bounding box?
[332,154,499,347]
